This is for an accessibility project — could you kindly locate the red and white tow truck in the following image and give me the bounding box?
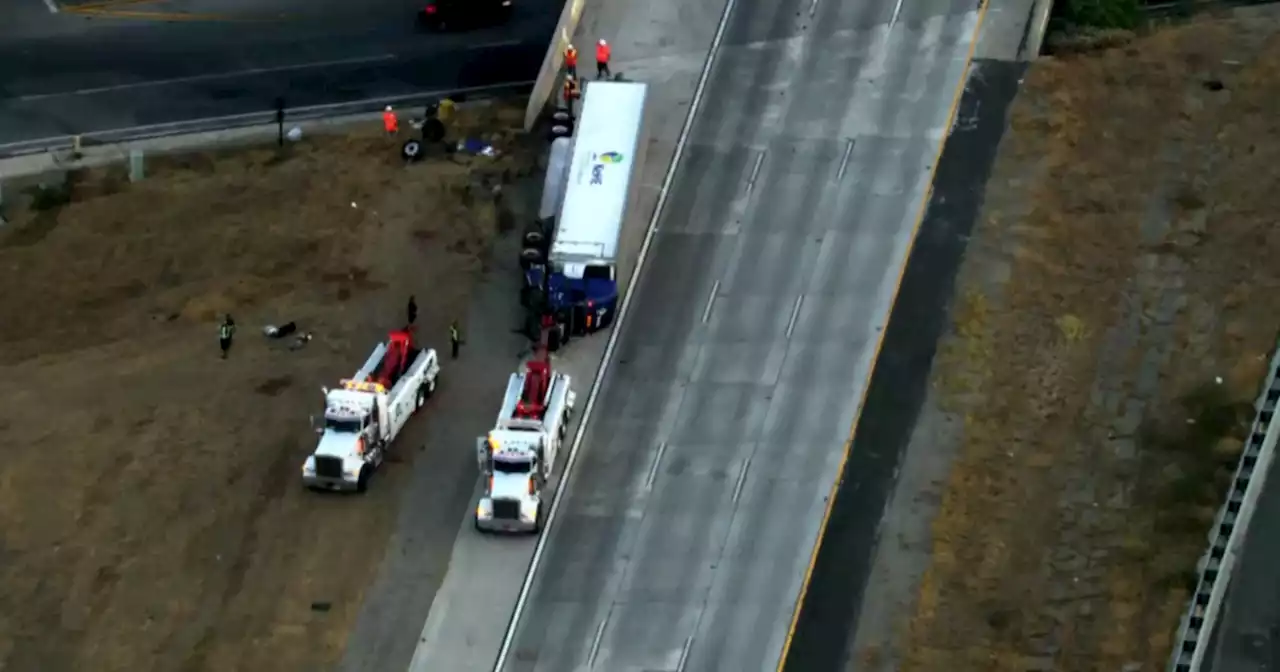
[474,323,575,533]
[303,327,440,492]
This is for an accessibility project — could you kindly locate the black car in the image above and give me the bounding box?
[418,0,514,31]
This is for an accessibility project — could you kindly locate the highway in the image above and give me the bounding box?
[496,0,983,669]
[0,0,563,147]
[1204,444,1280,672]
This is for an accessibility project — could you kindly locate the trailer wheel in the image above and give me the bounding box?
[356,467,370,494]
[522,225,546,249]
[520,247,544,267]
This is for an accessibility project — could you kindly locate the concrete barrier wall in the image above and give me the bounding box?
[524,0,589,131]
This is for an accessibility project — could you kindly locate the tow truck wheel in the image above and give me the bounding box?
[356,467,370,494]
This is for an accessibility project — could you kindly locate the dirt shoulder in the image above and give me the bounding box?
[0,103,536,672]
[899,11,1280,671]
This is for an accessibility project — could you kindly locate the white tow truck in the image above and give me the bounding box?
[475,327,575,533]
[303,327,440,492]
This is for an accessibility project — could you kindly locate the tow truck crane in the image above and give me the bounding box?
[303,327,440,492]
[475,320,575,533]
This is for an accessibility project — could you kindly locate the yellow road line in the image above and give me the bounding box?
[63,3,278,22]
[60,0,157,12]
[66,9,264,21]
[771,3,994,670]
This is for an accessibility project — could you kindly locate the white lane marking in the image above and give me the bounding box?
[468,39,522,50]
[746,149,766,193]
[644,441,667,491]
[677,635,695,672]
[891,0,905,28]
[15,53,397,102]
[587,606,612,668]
[490,0,743,662]
[786,294,804,339]
[42,0,59,14]
[836,138,854,181]
[808,0,820,17]
[732,458,751,504]
[701,279,720,324]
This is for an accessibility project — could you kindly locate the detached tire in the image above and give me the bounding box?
[422,118,445,143]
[401,139,423,162]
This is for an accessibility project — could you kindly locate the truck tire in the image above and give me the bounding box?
[532,502,544,534]
[356,467,370,494]
[415,384,427,409]
[519,247,544,268]
[522,224,546,249]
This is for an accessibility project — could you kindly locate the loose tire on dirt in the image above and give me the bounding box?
[422,117,445,143]
[401,140,422,162]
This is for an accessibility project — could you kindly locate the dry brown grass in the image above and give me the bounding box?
[902,12,1280,671]
[0,102,536,672]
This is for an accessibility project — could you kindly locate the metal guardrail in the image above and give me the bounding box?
[0,81,534,160]
[1168,341,1280,672]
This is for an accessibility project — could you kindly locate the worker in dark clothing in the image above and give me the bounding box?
[219,314,236,359]
[407,295,418,325]
[449,320,462,359]
[562,75,580,114]
[595,39,611,79]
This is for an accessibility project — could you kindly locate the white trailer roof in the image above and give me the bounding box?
[552,81,648,267]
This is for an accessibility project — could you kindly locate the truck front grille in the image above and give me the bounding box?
[315,456,344,479]
[493,499,521,520]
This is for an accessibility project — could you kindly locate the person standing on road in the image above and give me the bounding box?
[449,320,462,359]
[383,105,399,134]
[595,39,611,80]
[407,295,418,326]
[219,314,236,359]
[564,43,578,78]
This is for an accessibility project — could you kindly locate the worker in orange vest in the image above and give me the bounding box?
[595,39,611,79]
[562,75,580,113]
[383,105,398,134]
[564,43,578,78]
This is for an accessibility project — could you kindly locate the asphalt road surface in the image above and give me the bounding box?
[0,0,563,147]
[1204,442,1280,672]
[496,0,983,669]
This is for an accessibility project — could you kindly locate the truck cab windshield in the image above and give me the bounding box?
[494,459,533,474]
[583,264,612,281]
[325,417,363,433]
